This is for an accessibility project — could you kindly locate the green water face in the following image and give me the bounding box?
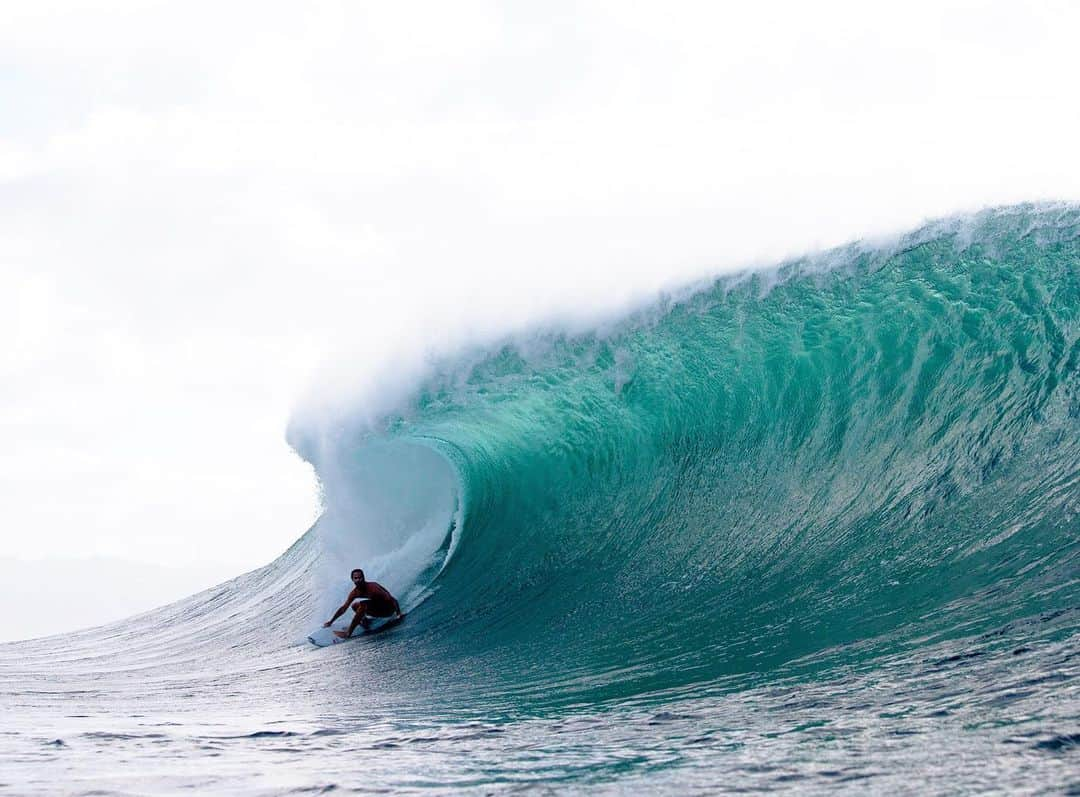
[316,206,1080,706]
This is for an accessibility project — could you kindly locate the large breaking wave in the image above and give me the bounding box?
[280,203,1079,704]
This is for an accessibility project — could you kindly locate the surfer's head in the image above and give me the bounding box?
[350,568,365,585]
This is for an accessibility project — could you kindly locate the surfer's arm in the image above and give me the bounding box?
[383,587,403,616]
[323,590,358,626]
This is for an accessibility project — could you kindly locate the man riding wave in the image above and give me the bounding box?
[323,568,404,639]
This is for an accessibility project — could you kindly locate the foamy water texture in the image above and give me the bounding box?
[2,204,1078,794]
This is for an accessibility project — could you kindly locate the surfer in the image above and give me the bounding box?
[324,568,404,639]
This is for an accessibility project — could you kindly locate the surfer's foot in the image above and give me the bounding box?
[333,630,350,639]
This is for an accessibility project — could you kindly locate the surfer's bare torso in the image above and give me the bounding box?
[346,581,397,617]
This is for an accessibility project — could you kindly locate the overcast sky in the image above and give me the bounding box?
[3,0,1079,639]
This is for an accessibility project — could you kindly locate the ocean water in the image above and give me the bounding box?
[2,204,1078,794]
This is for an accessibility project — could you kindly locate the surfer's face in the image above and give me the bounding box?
[351,573,365,585]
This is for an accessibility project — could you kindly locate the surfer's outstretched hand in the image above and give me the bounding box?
[322,621,332,628]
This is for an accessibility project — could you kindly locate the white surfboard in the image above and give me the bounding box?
[307,613,405,647]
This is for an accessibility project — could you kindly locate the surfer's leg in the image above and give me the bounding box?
[348,603,371,634]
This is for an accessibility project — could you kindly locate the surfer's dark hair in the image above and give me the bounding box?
[351,568,365,579]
